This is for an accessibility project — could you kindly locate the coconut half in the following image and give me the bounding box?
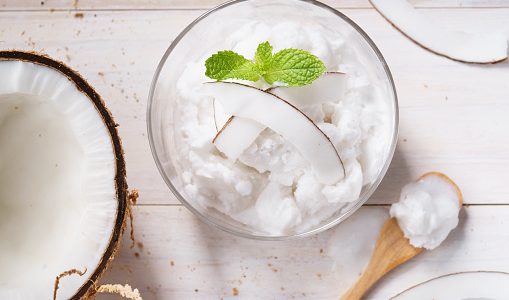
[0,51,127,300]
[204,82,345,185]
[370,0,508,64]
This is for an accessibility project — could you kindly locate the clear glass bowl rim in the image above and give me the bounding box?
[147,0,399,241]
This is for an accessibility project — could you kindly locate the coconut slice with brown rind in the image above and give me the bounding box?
[213,116,265,159]
[370,0,508,64]
[204,82,345,185]
[211,72,347,162]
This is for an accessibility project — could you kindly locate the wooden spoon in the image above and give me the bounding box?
[340,172,463,300]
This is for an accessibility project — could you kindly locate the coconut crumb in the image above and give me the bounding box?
[95,284,142,300]
[232,287,239,296]
[127,189,139,248]
[53,267,87,300]
[74,13,84,19]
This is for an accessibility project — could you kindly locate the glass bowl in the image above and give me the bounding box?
[147,0,398,240]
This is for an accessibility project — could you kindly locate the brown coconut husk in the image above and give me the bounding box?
[127,189,140,248]
[91,284,142,300]
[53,268,87,300]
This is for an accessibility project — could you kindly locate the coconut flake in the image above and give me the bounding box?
[370,0,508,63]
[204,82,345,185]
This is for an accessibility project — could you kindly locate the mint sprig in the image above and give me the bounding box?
[254,41,273,71]
[204,51,260,82]
[205,41,325,87]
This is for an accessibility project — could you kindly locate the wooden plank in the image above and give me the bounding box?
[0,9,508,204]
[0,10,201,205]
[1,0,509,10]
[96,205,509,299]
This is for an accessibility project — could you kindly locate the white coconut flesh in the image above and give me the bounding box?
[212,98,231,131]
[213,116,265,160]
[267,72,347,106]
[204,82,345,185]
[370,0,508,63]
[211,72,347,161]
[0,59,120,299]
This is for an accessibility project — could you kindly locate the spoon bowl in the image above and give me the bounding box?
[340,172,462,300]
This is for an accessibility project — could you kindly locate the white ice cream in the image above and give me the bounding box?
[174,21,393,235]
[391,174,461,250]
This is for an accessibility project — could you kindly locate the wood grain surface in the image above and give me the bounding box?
[1,1,508,299]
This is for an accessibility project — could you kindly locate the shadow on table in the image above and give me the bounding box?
[367,146,412,205]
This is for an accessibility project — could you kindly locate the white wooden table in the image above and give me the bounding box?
[2,1,509,299]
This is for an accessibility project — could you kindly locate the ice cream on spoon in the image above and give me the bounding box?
[340,172,463,300]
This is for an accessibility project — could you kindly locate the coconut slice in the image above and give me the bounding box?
[211,72,347,161]
[212,98,232,131]
[0,51,127,300]
[213,116,265,159]
[204,82,345,184]
[266,72,347,106]
[370,0,508,64]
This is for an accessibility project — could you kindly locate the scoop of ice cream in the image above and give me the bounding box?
[390,173,461,250]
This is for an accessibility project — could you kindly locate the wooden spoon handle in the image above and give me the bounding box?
[340,218,423,300]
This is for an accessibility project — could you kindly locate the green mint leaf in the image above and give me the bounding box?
[205,50,260,82]
[204,44,326,87]
[254,41,273,71]
[263,48,326,86]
